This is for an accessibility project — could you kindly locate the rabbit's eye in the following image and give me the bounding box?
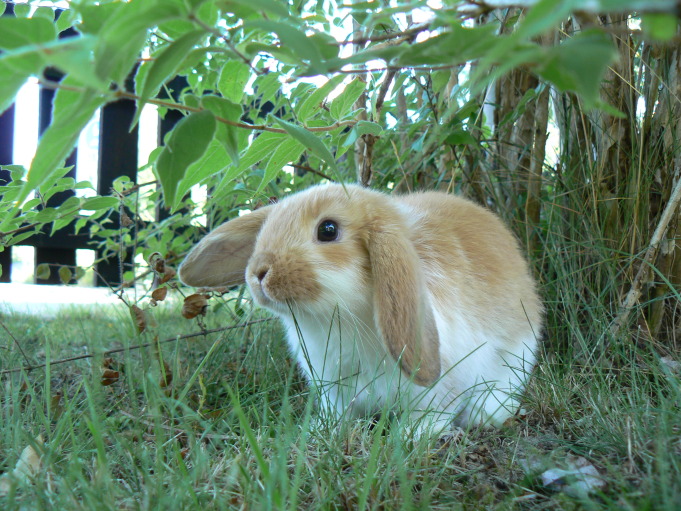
[317,220,339,242]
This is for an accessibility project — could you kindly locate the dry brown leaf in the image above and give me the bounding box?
[50,392,64,420]
[539,455,606,497]
[101,369,120,386]
[120,212,133,227]
[149,252,165,273]
[0,436,44,496]
[130,304,147,334]
[152,287,168,302]
[160,266,176,284]
[182,294,208,319]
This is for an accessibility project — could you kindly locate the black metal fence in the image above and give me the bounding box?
[0,3,182,286]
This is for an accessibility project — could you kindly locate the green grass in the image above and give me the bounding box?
[0,294,679,510]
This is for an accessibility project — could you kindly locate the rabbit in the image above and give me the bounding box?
[179,184,543,435]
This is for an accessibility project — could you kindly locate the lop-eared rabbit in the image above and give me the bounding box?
[180,184,542,435]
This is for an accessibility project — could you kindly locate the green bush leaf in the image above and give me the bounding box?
[642,13,678,41]
[41,36,107,90]
[245,20,327,73]
[175,139,230,205]
[201,95,243,165]
[156,110,216,209]
[273,117,339,176]
[94,2,184,85]
[36,263,51,281]
[260,138,305,192]
[538,29,617,108]
[329,77,365,120]
[218,60,251,104]
[223,0,291,19]
[15,85,107,211]
[0,17,56,50]
[81,197,120,211]
[140,30,206,102]
[239,131,286,170]
[0,59,32,115]
[343,120,382,146]
[58,266,73,285]
[296,75,345,122]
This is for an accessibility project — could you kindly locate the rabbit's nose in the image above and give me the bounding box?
[257,268,268,282]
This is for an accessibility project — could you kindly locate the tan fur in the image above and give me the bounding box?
[179,206,271,287]
[398,192,542,349]
[180,184,543,426]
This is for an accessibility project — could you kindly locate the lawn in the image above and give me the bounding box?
[0,294,679,510]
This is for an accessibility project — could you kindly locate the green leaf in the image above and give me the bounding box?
[469,0,576,91]
[56,196,83,213]
[238,131,286,169]
[296,75,345,122]
[51,216,75,235]
[537,29,617,108]
[36,263,51,281]
[308,32,339,61]
[0,59,32,115]
[74,267,86,281]
[260,138,305,192]
[446,130,478,146]
[81,197,119,211]
[244,20,326,73]
[397,24,497,67]
[343,120,382,146]
[329,77,365,120]
[40,36,107,90]
[76,3,122,35]
[14,85,107,210]
[642,13,678,41]
[58,266,73,284]
[218,60,251,104]
[34,6,55,22]
[201,95,243,165]
[13,3,30,18]
[273,117,339,176]
[56,9,78,33]
[175,139,230,201]
[221,0,291,19]
[155,110,216,210]
[140,30,206,102]
[0,17,56,50]
[94,2,184,85]
[252,72,282,105]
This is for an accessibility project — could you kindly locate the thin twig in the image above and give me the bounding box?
[289,164,334,181]
[187,12,263,76]
[0,318,271,377]
[37,79,355,134]
[0,319,32,369]
[338,23,431,46]
[119,180,158,197]
[610,172,681,337]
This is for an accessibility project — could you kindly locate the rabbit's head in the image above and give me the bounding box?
[179,184,441,385]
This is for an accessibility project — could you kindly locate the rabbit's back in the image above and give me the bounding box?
[396,192,542,354]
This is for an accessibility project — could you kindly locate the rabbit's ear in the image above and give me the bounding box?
[369,227,441,386]
[179,206,272,287]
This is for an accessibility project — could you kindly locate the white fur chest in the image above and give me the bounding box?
[278,307,407,418]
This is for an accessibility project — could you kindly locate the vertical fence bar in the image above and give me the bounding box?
[0,2,15,282]
[95,84,139,287]
[0,98,14,284]
[156,76,188,222]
